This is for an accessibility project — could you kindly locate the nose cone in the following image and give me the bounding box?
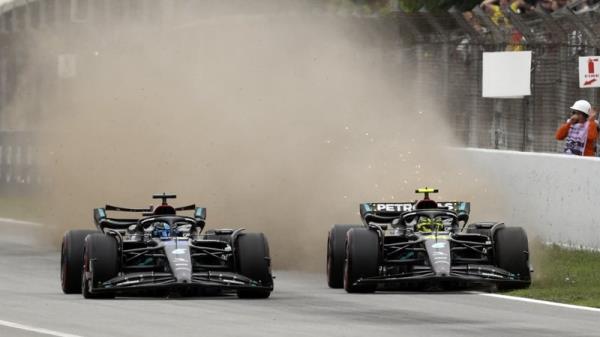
[424,238,451,276]
[164,240,192,284]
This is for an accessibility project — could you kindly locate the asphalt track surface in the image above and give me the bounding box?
[1,222,599,337]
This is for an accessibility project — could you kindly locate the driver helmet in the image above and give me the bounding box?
[416,217,444,233]
[152,222,171,239]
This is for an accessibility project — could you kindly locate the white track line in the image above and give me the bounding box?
[478,293,600,312]
[0,217,43,227]
[0,319,83,337]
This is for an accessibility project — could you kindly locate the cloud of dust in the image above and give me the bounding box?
[21,2,511,271]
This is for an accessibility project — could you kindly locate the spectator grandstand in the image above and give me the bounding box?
[340,0,600,15]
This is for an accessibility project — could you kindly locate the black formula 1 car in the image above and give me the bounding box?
[61,194,273,299]
[327,188,531,293]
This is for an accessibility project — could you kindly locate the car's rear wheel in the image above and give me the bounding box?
[495,227,531,289]
[235,233,273,299]
[344,228,379,293]
[61,229,97,294]
[82,233,119,299]
[327,224,360,288]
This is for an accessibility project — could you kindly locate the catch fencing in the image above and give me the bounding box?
[0,131,37,193]
[395,3,600,153]
[0,0,599,192]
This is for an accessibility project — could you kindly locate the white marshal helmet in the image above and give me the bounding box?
[570,100,591,116]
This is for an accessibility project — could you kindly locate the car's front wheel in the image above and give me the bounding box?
[495,227,531,289]
[235,233,273,299]
[344,228,380,293]
[82,233,119,299]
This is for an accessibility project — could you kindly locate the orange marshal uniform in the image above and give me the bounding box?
[555,121,598,156]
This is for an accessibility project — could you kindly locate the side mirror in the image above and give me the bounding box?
[194,208,207,232]
[194,207,206,221]
[457,212,469,229]
[391,218,403,227]
[391,218,408,236]
[93,208,106,224]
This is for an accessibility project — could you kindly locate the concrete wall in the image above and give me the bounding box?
[458,148,600,249]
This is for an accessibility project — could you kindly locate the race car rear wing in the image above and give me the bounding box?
[105,205,153,212]
[360,201,471,225]
[104,204,196,214]
[93,206,208,231]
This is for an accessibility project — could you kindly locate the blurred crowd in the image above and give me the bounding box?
[327,0,599,50]
[327,0,600,15]
[477,0,600,22]
[480,0,598,15]
[469,0,599,50]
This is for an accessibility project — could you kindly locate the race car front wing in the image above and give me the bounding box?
[88,271,273,293]
[350,264,530,288]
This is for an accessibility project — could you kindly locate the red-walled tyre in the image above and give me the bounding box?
[327,224,360,288]
[61,229,97,294]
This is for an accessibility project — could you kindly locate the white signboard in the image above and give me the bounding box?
[579,56,600,88]
[57,54,77,79]
[482,51,531,98]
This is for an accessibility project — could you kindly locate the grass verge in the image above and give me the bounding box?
[507,243,600,308]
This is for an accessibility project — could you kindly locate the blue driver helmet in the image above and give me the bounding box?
[152,222,171,239]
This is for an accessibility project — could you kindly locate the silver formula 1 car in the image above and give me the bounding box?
[327,188,531,293]
[61,194,273,299]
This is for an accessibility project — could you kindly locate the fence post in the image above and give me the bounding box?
[492,99,506,149]
[522,95,534,151]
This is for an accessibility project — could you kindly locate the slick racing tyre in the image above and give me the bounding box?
[327,224,360,288]
[235,233,273,299]
[61,229,97,294]
[494,227,531,289]
[82,234,119,299]
[344,228,380,293]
